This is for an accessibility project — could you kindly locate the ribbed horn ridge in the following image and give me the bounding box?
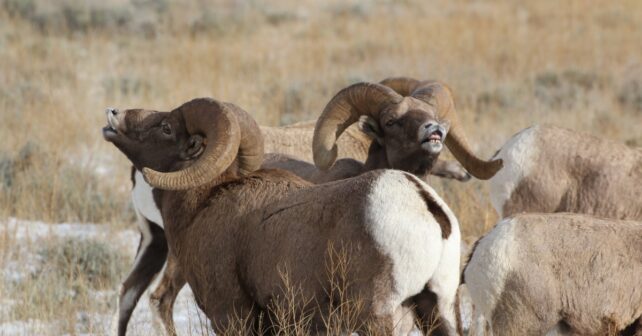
[312,82,402,170]
[143,98,242,190]
[223,103,264,175]
[379,77,422,96]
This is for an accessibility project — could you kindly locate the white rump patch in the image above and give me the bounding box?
[365,171,454,313]
[464,218,517,323]
[489,126,540,217]
[132,170,163,228]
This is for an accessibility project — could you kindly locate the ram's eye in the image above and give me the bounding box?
[161,122,172,135]
[385,119,396,127]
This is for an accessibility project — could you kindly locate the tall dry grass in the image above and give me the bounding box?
[1,0,641,235]
[0,0,641,333]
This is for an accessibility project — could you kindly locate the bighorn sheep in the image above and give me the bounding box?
[104,106,182,336]
[103,98,463,335]
[463,213,642,335]
[262,124,471,183]
[490,125,642,220]
[311,78,502,182]
[262,77,504,183]
[261,120,370,163]
[261,120,471,183]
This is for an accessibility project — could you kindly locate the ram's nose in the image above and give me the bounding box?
[105,107,119,116]
[421,123,448,141]
[105,107,122,131]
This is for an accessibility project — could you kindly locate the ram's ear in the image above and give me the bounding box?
[180,134,205,160]
[358,115,384,145]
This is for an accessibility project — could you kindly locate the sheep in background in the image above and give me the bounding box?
[490,125,642,220]
[464,213,642,335]
[311,78,502,181]
[262,76,505,183]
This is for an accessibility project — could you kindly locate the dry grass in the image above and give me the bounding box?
[2,0,642,235]
[2,0,641,237]
[0,223,130,334]
[0,0,641,333]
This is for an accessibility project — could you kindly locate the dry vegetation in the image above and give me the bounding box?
[0,0,641,334]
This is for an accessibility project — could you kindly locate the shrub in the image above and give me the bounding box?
[9,237,128,321]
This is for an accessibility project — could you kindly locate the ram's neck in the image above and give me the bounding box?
[363,142,439,177]
[157,169,240,254]
[362,142,389,171]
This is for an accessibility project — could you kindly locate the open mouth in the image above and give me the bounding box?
[103,124,116,133]
[102,125,118,139]
[422,131,443,145]
[421,128,444,145]
[420,124,447,153]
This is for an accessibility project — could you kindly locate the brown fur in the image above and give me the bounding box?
[157,167,443,335]
[262,121,370,163]
[312,80,501,180]
[148,255,184,336]
[105,104,461,335]
[261,121,471,183]
[471,213,642,335]
[500,126,642,220]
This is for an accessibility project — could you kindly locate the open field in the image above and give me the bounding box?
[0,0,641,334]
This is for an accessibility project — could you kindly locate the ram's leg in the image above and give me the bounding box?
[149,254,185,336]
[112,219,168,336]
[392,304,417,336]
[191,276,261,335]
[419,233,461,336]
[412,287,445,335]
[209,301,261,335]
[429,160,471,182]
[469,304,490,336]
[361,306,416,336]
[361,313,395,336]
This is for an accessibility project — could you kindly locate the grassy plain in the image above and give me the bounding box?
[0,0,640,333]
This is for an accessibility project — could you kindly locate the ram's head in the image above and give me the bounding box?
[103,98,263,190]
[313,78,503,180]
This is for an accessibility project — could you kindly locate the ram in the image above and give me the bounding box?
[104,98,463,335]
[262,122,470,182]
[490,125,642,220]
[262,77,503,183]
[463,213,642,335]
[108,77,488,335]
[104,106,183,336]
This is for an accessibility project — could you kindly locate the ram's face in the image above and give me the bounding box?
[361,98,450,174]
[102,108,194,172]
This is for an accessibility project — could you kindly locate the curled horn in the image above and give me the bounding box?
[379,77,422,96]
[223,103,264,175]
[412,81,503,179]
[312,82,403,170]
[143,98,264,190]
